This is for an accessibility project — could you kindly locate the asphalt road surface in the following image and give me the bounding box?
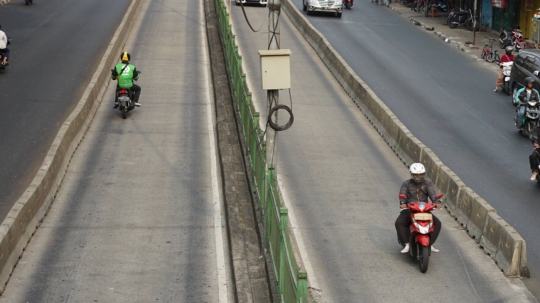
[0,0,132,222]
[0,0,230,302]
[289,0,540,299]
[230,2,537,302]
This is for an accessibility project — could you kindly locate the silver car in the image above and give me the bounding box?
[303,0,343,18]
[235,0,268,7]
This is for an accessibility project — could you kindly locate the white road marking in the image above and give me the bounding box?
[201,2,229,301]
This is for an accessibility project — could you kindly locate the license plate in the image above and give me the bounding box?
[414,213,432,221]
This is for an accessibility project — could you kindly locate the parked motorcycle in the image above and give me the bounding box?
[0,38,11,72]
[512,33,527,51]
[398,193,443,273]
[515,100,540,137]
[344,0,353,9]
[448,9,478,31]
[500,61,513,95]
[447,8,467,27]
[500,28,523,49]
[415,0,428,13]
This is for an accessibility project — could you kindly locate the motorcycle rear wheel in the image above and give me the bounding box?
[122,107,127,119]
[418,245,430,273]
[466,19,476,31]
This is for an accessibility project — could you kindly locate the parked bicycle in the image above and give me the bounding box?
[481,39,500,63]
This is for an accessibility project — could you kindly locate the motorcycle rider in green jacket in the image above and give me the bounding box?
[111,52,141,107]
[514,77,539,128]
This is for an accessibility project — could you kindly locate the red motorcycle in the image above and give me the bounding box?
[399,193,443,273]
[344,0,353,9]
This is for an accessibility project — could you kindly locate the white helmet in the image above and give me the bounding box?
[410,163,425,174]
[410,163,426,183]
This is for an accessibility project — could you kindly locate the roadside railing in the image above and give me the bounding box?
[214,0,309,302]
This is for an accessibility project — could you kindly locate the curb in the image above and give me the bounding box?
[387,4,484,61]
[0,0,143,294]
[408,16,480,60]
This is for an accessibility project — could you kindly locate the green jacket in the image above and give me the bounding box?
[111,62,139,88]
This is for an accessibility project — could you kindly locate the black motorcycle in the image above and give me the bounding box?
[516,100,540,137]
[448,9,478,31]
[447,9,466,26]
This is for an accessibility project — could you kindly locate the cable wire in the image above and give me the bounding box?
[238,0,265,32]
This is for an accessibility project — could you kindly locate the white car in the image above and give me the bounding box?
[235,0,268,7]
[303,0,343,18]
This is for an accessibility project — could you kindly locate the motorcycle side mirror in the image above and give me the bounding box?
[534,70,539,77]
[398,194,407,199]
[435,193,444,199]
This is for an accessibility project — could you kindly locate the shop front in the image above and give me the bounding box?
[492,0,520,32]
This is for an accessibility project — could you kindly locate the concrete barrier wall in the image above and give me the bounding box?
[0,0,143,293]
[281,0,529,277]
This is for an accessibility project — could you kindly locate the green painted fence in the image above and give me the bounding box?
[214,1,309,302]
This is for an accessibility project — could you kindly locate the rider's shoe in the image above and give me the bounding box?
[431,245,440,253]
[531,171,538,181]
[401,244,410,253]
[134,102,141,107]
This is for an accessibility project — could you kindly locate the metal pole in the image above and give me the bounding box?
[265,0,280,196]
[472,0,477,45]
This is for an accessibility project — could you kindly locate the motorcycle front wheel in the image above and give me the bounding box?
[418,245,430,273]
[448,16,458,28]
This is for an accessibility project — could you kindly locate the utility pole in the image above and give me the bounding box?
[266,0,281,185]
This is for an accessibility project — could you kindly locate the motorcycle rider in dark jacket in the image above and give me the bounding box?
[395,163,442,254]
[515,77,540,128]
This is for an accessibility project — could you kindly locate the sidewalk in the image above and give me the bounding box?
[388,2,502,71]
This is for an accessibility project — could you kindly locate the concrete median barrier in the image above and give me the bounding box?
[419,147,442,185]
[480,212,529,277]
[466,197,495,242]
[453,187,476,227]
[495,224,529,277]
[436,166,466,217]
[0,0,143,293]
[480,212,505,258]
[281,0,529,276]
